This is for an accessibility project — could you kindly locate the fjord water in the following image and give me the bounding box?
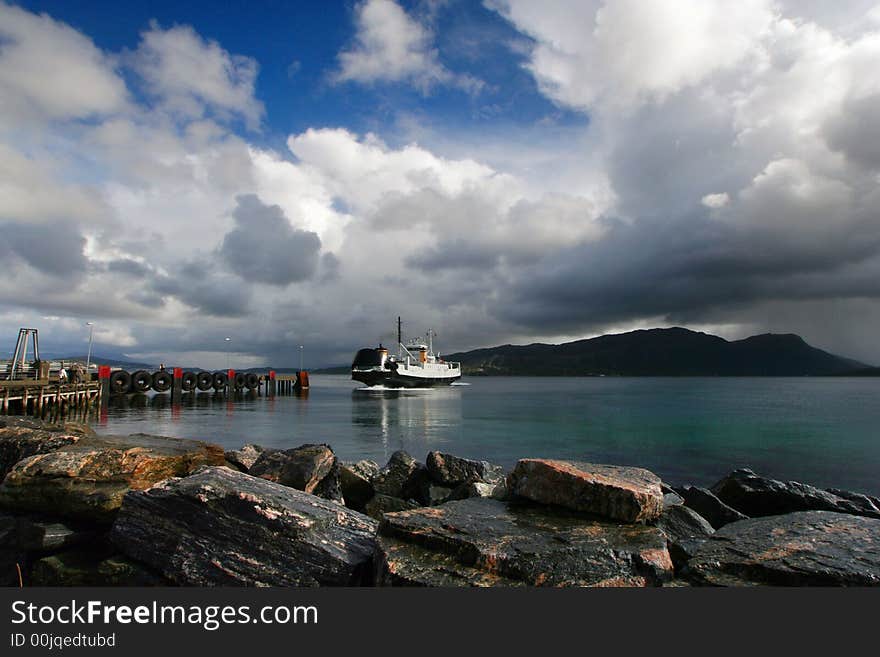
[94,375,880,495]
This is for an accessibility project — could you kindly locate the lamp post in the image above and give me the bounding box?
[299,345,304,373]
[224,337,231,369]
[85,322,94,372]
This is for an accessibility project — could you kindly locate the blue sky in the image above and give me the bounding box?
[2,1,880,367]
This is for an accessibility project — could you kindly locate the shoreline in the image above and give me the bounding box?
[2,416,879,587]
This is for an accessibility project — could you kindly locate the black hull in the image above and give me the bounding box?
[352,370,461,388]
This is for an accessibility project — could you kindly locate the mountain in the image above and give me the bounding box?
[442,328,868,376]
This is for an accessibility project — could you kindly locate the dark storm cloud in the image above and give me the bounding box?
[824,93,880,170]
[405,239,500,271]
[152,266,252,317]
[219,194,322,285]
[495,214,880,332]
[0,220,88,276]
[107,258,151,277]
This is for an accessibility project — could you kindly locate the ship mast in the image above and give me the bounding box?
[397,316,402,358]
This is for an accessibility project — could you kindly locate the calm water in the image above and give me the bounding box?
[93,375,880,495]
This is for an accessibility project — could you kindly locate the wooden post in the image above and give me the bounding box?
[269,370,276,396]
[172,367,183,404]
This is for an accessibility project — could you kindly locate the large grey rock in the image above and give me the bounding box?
[225,444,269,472]
[711,469,880,519]
[0,417,92,480]
[372,451,423,500]
[655,504,714,570]
[675,486,748,530]
[110,466,378,586]
[249,443,343,503]
[509,459,664,523]
[377,498,673,587]
[339,460,380,511]
[425,452,504,487]
[0,434,226,523]
[687,511,880,586]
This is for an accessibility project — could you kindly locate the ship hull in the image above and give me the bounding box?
[352,369,461,388]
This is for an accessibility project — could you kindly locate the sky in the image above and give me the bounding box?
[1,0,880,368]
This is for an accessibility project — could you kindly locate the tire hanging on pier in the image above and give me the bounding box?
[152,370,173,393]
[109,370,131,395]
[212,371,228,390]
[245,372,259,390]
[233,372,246,389]
[181,371,197,392]
[196,371,213,391]
[131,370,152,393]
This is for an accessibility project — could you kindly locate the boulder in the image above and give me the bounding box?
[364,494,419,521]
[372,451,424,500]
[0,417,91,480]
[448,480,508,502]
[0,434,225,523]
[674,486,748,530]
[663,491,685,508]
[711,469,880,519]
[110,466,378,586]
[425,452,504,487]
[249,443,343,503]
[655,504,714,570]
[421,482,454,506]
[225,444,269,472]
[30,549,165,586]
[509,459,663,523]
[377,498,672,587]
[687,511,880,586]
[339,460,379,511]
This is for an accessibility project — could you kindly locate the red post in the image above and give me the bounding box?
[98,366,111,409]
[269,370,276,396]
[172,367,183,403]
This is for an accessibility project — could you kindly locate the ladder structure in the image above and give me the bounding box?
[8,328,40,380]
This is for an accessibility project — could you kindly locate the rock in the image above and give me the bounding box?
[421,482,454,506]
[655,505,714,570]
[509,459,663,523]
[711,469,880,519]
[425,452,504,487]
[448,480,508,502]
[30,549,165,586]
[364,494,419,521]
[377,498,672,587]
[339,460,379,511]
[674,486,748,530]
[663,491,684,508]
[372,451,423,499]
[687,511,880,586]
[0,434,225,523]
[827,488,880,514]
[111,466,378,586]
[224,444,268,472]
[249,443,343,503]
[0,418,89,480]
[0,512,103,553]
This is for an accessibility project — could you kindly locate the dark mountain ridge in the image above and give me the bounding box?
[442,328,868,376]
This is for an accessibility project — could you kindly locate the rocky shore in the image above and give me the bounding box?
[2,417,879,587]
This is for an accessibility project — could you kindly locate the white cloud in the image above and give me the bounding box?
[335,0,482,93]
[702,192,730,209]
[131,22,265,130]
[0,1,128,122]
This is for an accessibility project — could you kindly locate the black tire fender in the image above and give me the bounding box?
[152,370,173,392]
[131,370,152,393]
[109,370,131,394]
[181,371,197,392]
[245,372,259,390]
[196,371,214,391]
[213,371,228,389]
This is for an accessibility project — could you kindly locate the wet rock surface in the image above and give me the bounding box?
[711,469,880,519]
[674,486,748,529]
[377,498,673,587]
[425,452,504,487]
[249,443,341,500]
[655,504,714,570]
[364,494,419,521]
[0,434,225,523]
[687,511,880,586]
[372,451,425,500]
[509,459,664,522]
[110,466,378,586]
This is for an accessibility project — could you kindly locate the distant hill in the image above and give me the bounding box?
[441,328,868,376]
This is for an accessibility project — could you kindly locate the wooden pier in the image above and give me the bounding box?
[0,379,102,419]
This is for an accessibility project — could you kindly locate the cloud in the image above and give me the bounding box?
[219,194,322,286]
[0,221,88,277]
[131,22,265,130]
[701,193,730,209]
[334,0,482,93]
[0,2,128,122]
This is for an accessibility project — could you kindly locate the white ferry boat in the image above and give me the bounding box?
[351,318,461,388]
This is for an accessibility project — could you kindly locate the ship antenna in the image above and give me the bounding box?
[398,316,402,358]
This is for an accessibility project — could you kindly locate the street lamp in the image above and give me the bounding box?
[85,322,94,372]
[299,345,304,373]
[224,337,231,369]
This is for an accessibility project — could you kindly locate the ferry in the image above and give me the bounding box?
[351,318,461,388]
